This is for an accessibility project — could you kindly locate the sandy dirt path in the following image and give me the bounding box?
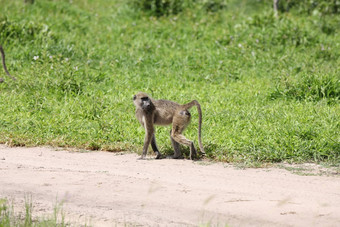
[0,145,340,226]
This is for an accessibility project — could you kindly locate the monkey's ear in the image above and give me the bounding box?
[133,95,136,100]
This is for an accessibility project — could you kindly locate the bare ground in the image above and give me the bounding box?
[0,145,340,226]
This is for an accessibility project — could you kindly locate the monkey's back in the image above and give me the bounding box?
[153,99,180,125]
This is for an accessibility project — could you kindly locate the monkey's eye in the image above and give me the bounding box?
[133,95,136,100]
[141,97,149,101]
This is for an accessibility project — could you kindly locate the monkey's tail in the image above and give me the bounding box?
[182,100,205,156]
[0,45,16,81]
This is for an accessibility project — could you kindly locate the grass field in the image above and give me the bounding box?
[0,0,339,164]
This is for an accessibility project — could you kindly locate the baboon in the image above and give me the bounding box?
[133,92,205,160]
[0,45,16,83]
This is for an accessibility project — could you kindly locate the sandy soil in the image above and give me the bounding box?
[0,145,340,226]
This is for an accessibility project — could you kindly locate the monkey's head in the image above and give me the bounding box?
[133,92,154,111]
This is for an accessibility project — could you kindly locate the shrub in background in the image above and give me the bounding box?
[279,0,340,15]
[130,0,228,16]
[0,17,54,44]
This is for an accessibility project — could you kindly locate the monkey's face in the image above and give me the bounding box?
[133,93,153,111]
[141,97,152,110]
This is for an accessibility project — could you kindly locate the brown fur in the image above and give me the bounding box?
[133,92,205,160]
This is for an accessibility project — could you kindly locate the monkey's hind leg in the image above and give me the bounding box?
[169,130,182,159]
[151,134,163,159]
[171,126,197,160]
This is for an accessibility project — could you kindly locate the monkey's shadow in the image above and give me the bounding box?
[161,142,218,160]
[160,145,199,160]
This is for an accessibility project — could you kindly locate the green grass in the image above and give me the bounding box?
[0,197,67,227]
[0,0,339,164]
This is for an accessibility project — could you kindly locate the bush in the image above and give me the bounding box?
[202,0,228,12]
[131,0,183,16]
[245,13,318,47]
[130,0,228,16]
[0,17,55,44]
[279,0,340,15]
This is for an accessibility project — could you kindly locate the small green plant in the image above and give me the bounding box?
[0,197,70,227]
[0,198,11,227]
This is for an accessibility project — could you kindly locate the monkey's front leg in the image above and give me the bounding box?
[140,131,153,159]
[151,135,162,159]
[139,115,155,159]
